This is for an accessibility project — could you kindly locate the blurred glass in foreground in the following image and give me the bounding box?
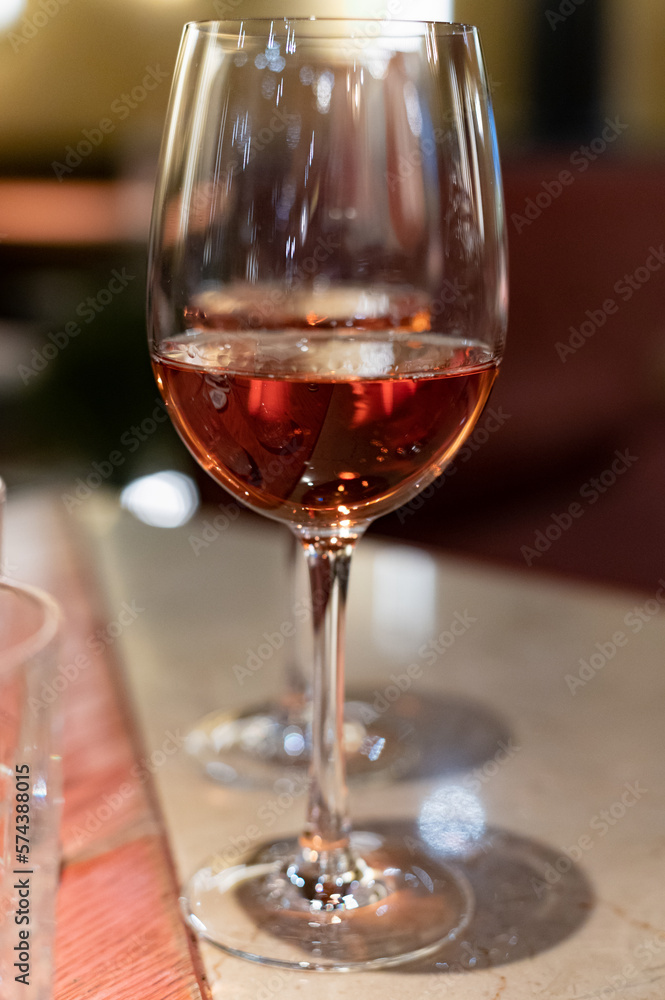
[0,577,62,1000]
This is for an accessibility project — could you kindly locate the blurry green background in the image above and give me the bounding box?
[1,0,665,588]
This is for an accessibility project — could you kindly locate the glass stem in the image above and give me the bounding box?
[297,533,357,863]
[283,533,307,701]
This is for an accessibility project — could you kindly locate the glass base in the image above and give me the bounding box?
[182,831,473,971]
[186,691,419,787]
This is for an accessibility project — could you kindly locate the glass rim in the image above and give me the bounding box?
[182,17,479,37]
[0,578,61,676]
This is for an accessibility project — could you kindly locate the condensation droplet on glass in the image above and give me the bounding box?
[261,75,276,99]
[299,65,314,85]
[209,390,228,409]
[205,374,230,410]
[286,117,302,149]
[315,70,334,114]
[234,52,248,67]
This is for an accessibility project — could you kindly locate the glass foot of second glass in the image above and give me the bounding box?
[186,690,420,787]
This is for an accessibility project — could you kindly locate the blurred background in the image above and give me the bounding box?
[1,0,664,590]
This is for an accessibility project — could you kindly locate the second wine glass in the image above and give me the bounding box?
[186,529,419,786]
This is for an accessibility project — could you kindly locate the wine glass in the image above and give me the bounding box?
[186,530,419,786]
[148,17,507,971]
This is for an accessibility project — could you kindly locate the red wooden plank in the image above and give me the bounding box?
[9,496,208,1000]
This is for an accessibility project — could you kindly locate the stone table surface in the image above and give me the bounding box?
[7,489,665,999]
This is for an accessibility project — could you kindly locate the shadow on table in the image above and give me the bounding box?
[387,821,594,973]
[231,820,593,972]
[371,689,516,783]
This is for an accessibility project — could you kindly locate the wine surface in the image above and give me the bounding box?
[153,330,498,529]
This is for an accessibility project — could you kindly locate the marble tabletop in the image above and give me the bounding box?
[79,492,665,1000]
[7,489,665,998]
